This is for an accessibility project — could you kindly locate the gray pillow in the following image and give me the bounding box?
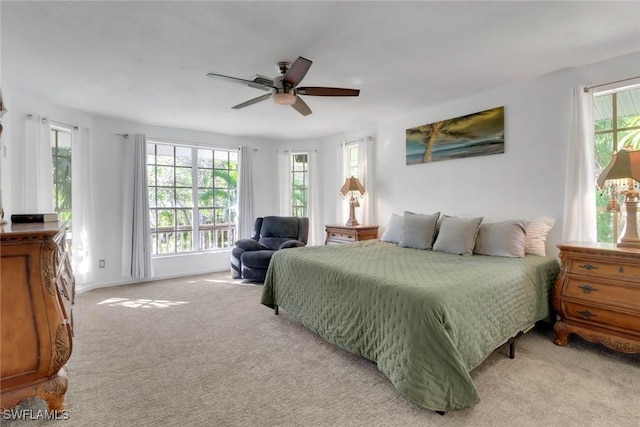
[474,220,526,257]
[380,213,403,244]
[433,216,483,256]
[398,211,440,250]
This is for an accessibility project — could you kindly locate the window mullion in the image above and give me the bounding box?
[192,147,199,251]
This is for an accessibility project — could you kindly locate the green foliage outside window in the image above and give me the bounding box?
[291,154,308,217]
[147,143,238,255]
[594,88,640,242]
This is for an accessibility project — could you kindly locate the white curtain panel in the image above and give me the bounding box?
[336,143,347,223]
[563,87,597,242]
[237,146,255,240]
[71,127,95,285]
[358,136,374,225]
[308,150,323,245]
[23,115,54,212]
[121,134,153,279]
[277,150,291,216]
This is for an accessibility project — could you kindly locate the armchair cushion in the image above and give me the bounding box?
[234,238,265,251]
[279,239,306,249]
[241,250,276,269]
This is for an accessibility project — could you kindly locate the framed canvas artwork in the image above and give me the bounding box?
[406,106,505,165]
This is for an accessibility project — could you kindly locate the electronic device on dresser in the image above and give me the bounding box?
[0,222,75,412]
[553,242,640,353]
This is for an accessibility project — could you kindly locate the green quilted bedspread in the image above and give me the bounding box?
[261,240,560,411]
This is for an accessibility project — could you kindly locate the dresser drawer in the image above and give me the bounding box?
[563,277,639,308]
[563,301,640,334]
[567,256,640,281]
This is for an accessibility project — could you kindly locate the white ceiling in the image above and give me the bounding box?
[2,1,640,140]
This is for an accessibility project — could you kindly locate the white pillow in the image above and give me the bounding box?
[474,220,526,257]
[525,217,555,256]
[380,213,403,244]
[433,216,483,256]
[398,211,440,250]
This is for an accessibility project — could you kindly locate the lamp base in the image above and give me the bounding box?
[617,200,640,248]
[345,198,359,226]
[616,240,640,249]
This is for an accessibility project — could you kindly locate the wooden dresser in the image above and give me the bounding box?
[553,242,640,353]
[324,224,379,245]
[0,222,75,412]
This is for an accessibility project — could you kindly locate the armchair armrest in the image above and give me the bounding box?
[279,239,306,249]
[234,239,266,251]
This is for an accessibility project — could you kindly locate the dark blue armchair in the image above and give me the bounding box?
[231,216,309,282]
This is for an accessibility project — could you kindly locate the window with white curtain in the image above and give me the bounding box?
[51,126,72,248]
[290,153,308,217]
[594,85,640,242]
[146,141,238,255]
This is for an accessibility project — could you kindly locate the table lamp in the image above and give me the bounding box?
[597,148,640,248]
[340,176,366,226]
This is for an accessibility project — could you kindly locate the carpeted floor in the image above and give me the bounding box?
[3,272,639,426]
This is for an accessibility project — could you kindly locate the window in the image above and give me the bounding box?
[147,142,238,255]
[594,85,640,242]
[346,142,359,179]
[51,127,72,248]
[290,153,308,217]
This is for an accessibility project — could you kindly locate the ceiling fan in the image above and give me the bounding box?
[206,56,360,116]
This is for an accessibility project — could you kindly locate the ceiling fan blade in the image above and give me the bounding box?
[283,57,312,88]
[297,87,360,97]
[207,72,274,91]
[291,96,312,116]
[232,93,273,109]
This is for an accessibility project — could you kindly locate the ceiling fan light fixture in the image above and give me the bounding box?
[273,91,296,106]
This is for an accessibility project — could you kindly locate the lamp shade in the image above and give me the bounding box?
[340,176,366,197]
[597,148,640,188]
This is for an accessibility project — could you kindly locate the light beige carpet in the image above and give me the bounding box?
[3,272,639,426]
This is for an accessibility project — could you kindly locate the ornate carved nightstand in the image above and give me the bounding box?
[553,242,640,353]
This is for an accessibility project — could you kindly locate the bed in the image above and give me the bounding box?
[260,239,560,411]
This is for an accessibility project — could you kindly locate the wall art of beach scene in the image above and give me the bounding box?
[406,106,504,165]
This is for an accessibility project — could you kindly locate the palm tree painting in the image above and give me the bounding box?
[406,106,504,165]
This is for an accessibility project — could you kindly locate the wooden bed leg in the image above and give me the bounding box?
[274,305,279,315]
[436,411,445,416]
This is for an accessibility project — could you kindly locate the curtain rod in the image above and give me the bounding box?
[120,134,257,151]
[584,76,640,92]
[25,114,79,130]
[51,119,79,131]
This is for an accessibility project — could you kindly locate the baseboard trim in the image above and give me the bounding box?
[76,268,230,294]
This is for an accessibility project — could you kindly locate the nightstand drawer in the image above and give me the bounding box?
[328,231,356,242]
[563,301,640,334]
[563,278,639,307]
[567,257,640,281]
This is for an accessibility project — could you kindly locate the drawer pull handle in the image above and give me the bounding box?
[618,266,624,273]
[577,284,598,294]
[577,310,597,320]
[578,263,599,270]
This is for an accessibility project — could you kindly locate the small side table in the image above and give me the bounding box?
[324,224,379,245]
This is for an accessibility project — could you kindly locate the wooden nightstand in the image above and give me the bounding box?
[324,225,379,245]
[553,242,640,353]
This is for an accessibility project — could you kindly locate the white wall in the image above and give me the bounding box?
[317,52,640,257]
[2,91,276,292]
